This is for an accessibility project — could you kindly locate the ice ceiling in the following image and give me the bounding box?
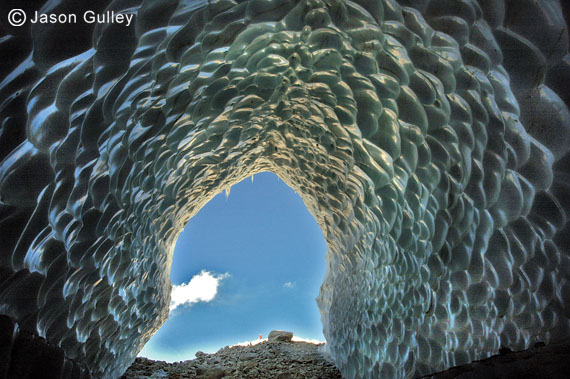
[0,0,569,378]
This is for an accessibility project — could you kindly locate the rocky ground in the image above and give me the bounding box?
[121,332,342,379]
[123,334,570,379]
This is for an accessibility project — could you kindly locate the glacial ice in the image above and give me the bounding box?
[0,0,569,378]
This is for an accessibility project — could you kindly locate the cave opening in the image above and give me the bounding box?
[139,172,328,362]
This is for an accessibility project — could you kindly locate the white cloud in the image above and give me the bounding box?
[170,270,230,311]
[283,281,296,288]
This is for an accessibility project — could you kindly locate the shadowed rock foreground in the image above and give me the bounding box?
[122,340,342,379]
[123,339,570,379]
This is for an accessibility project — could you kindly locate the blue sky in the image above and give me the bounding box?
[139,172,328,361]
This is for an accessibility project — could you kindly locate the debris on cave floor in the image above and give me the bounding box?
[124,332,570,379]
[122,331,342,379]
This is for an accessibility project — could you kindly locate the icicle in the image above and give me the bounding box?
[251,174,254,183]
[225,186,231,199]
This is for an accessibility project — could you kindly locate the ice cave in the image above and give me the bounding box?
[0,0,569,378]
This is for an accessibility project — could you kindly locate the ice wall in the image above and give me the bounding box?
[0,0,569,378]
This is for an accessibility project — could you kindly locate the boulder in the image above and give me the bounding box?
[268,330,294,342]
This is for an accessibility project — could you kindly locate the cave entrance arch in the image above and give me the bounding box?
[4,0,570,377]
[139,172,328,361]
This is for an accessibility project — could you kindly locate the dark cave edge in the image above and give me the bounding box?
[2,322,570,379]
[0,315,91,379]
[421,339,570,379]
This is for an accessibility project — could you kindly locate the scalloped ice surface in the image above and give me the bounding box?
[0,0,569,378]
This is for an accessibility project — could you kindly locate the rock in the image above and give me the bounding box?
[197,367,227,379]
[268,330,294,342]
[249,368,260,376]
[150,369,167,378]
[195,364,210,375]
[241,352,258,360]
[244,361,257,370]
[195,351,206,358]
[123,339,342,378]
